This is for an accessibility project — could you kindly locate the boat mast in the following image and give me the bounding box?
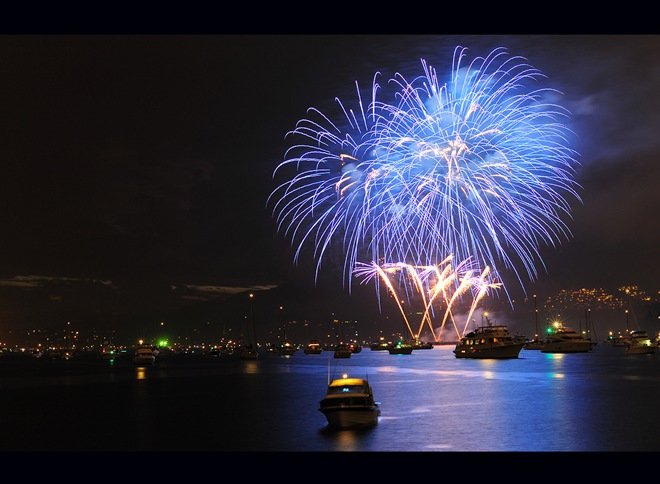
[327,345,331,385]
[585,307,596,341]
[249,292,257,350]
[533,294,538,340]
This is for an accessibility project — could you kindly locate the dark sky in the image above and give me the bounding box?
[0,35,658,333]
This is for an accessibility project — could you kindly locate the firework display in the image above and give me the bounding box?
[270,46,579,336]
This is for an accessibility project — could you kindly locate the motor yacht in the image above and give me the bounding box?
[319,374,380,428]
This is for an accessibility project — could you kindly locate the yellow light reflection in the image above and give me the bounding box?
[553,373,565,379]
[243,361,258,374]
[546,353,565,360]
[377,366,398,373]
[335,430,358,451]
[136,367,146,380]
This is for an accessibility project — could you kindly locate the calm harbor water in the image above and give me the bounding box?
[1,344,658,451]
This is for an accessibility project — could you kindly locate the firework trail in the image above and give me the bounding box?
[353,258,500,341]
[270,46,579,301]
[462,266,501,336]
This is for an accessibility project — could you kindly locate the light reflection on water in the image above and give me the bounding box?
[0,344,658,451]
[242,361,259,374]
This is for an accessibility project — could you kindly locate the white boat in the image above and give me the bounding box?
[319,374,380,429]
[540,323,593,353]
[133,346,156,365]
[624,330,656,355]
[454,323,524,359]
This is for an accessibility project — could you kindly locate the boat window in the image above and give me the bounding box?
[493,338,498,343]
[327,385,366,395]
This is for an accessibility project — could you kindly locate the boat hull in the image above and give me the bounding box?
[625,345,656,355]
[133,356,155,365]
[388,347,413,355]
[370,344,389,351]
[454,342,524,359]
[320,407,380,429]
[524,340,544,350]
[303,348,322,355]
[412,344,433,350]
[541,342,592,353]
[333,350,352,358]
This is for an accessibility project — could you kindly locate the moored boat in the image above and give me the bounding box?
[348,342,362,353]
[409,339,433,350]
[333,344,352,358]
[278,340,297,356]
[523,338,544,350]
[303,339,323,355]
[319,374,380,429]
[624,330,656,355]
[388,339,413,355]
[540,323,593,353]
[237,344,259,360]
[454,324,524,359]
[370,337,390,351]
[134,346,156,365]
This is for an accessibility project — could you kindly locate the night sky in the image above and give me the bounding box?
[0,35,658,335]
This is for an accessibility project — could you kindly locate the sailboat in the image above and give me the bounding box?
[238,294,258,360]
[277,327,297,356]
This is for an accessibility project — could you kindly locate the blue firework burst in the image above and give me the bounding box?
[269,46,580,291]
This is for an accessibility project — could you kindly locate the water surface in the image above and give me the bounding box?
[1,344,658,451]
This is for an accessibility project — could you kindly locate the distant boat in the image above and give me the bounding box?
[238,344,259,360]
[408,339,433,350]
[319,374,380,429]
[303,340,323,355]
[99,347,117,360]
[540,323,593,353]
[348,342,362,353]
[333,344,352,359]
[624,330,656,355]
[241,293,259,360]
[278,340,297,356]
[609,334,629,347]
[454,323,524,359]
[388,340,413,355]
[523,338,544,350]
[134,346,156,365]
[45,348,75,360]
[370,338,390,351]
